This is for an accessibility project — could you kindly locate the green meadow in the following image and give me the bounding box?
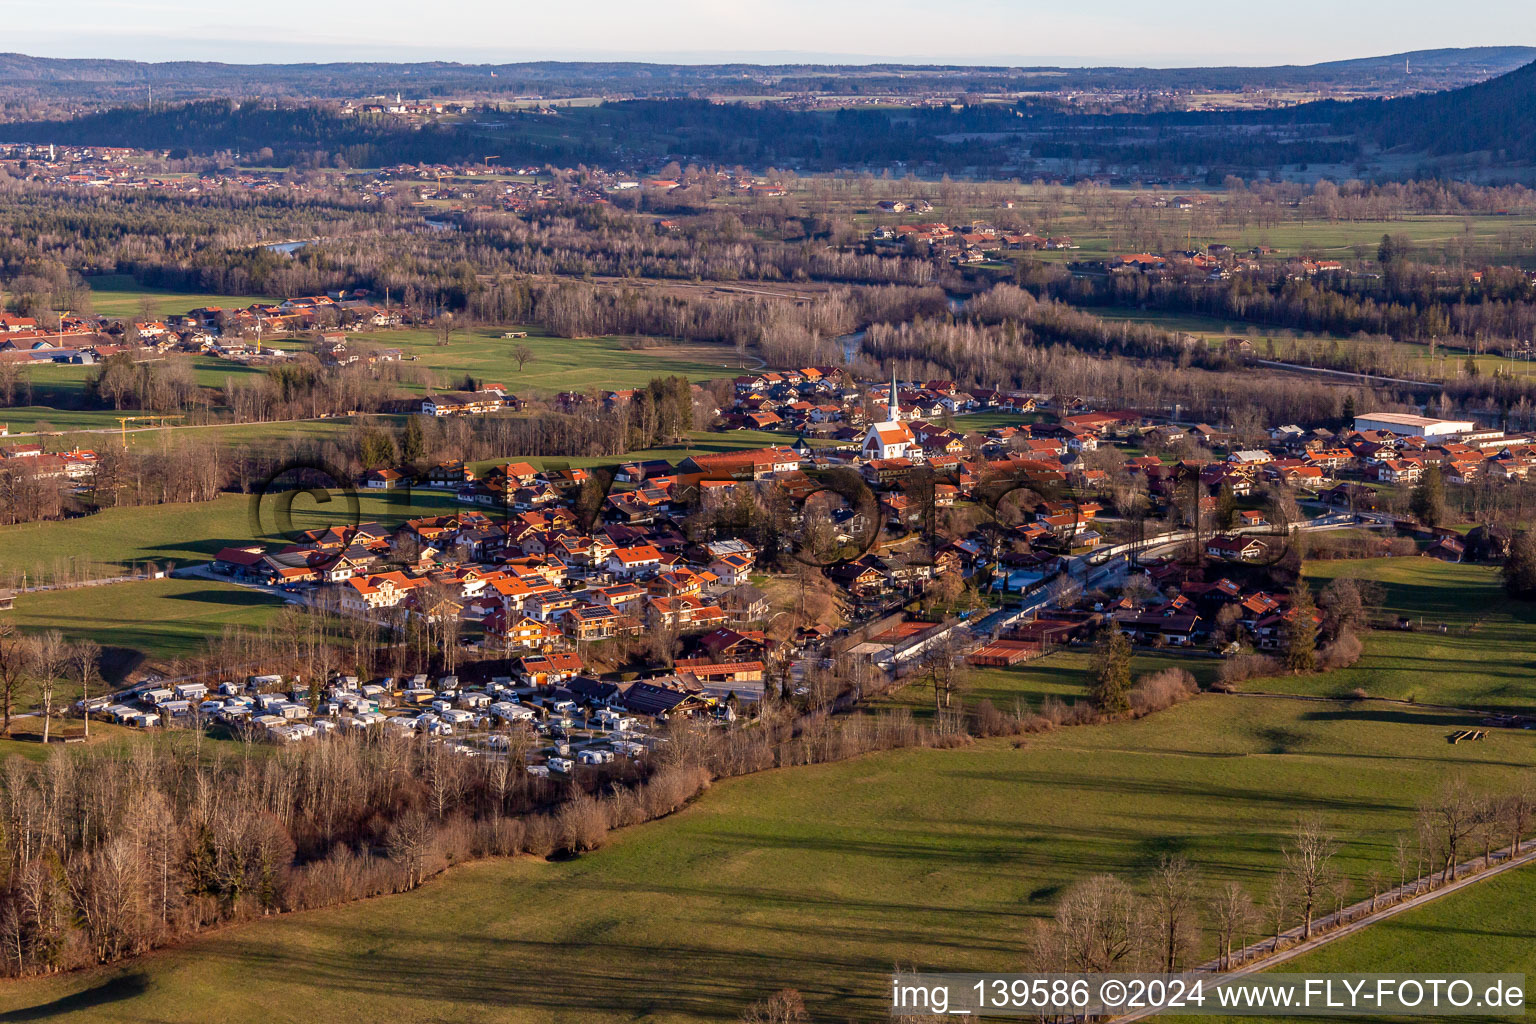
[1201,865,1536,1024]
[81,274,276,319]
[351,324,757,395]
[0,577,286,671]
[883,558,1535,715]
[0,489,460,585]
[1249,559,1536,710]
[0,696,1529,1024]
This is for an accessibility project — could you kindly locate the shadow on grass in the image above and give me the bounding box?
[0,973,148,1021]
[164,588,282,607]
[1298,708,1496,729]
[99,646,144,685]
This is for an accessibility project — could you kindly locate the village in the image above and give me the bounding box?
[3,33,1536,1015]
[17,304,1504,777]
[0,141,800,216]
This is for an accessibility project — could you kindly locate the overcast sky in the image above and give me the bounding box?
[2,0,1531,66]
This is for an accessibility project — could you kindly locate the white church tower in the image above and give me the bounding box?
[862,365,915,460]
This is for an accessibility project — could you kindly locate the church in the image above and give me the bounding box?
[862,368,915,460]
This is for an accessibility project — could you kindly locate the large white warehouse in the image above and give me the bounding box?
[1353,413,1476,440]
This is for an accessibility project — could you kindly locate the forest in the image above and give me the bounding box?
[7,52,1536,178]
[3,47,1526,109]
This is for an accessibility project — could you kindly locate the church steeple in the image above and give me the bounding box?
[888,365,900,421]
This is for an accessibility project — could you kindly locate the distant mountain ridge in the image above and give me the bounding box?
[3,50,1535,179]
[0,46,1530,104]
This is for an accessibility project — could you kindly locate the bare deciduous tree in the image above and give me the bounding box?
[1053,873,1149,972]
[1503,777,1534,856]
[0,626,33,736]
[68,640,101,740]
[1149,854,1200,973]
[740,988,808,1024]
[1281,815,1339,940]
[1418,777,1481,886]
[385,808,434,890]
[1209,881,1258,970]
[29,631,66,745]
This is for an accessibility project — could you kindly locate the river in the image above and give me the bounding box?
[838,290,973,364]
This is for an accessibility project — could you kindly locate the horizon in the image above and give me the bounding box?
[4,0,1533,68]
[4,43,1536,71]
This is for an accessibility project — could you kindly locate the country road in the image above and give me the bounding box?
[1112,844,1536,1022]
[1250,357,1446,390]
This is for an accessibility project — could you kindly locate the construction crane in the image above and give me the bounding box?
[116,414,184,445]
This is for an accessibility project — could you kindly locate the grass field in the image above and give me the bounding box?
[0,489,462,584]
[82,274,276,319]
[0,715,139,764]
[0,695,1528,1024]
[875,648,1219,717]
[0,577,286,666]
[23,351,276,403]
[352,324,757,395]
[1089,304,1536,382]
[1246,559,1536,710]
[1201,865,1536,1024]
[5,326,757,458]
[963,203,1536,269]
[950,410,1037,432]
[890,558,1535,715]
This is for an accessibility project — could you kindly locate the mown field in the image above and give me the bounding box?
[5,325,757,467]
[25,350,276,404]
[874,648,1219,717]
[0,489,464,584]
[1247,559,1536,710]
[823,176,1536,267]
[0,578,287,668]
[0,427,820,670]
[942,204,1535,270]
[0,696,1529,1024]
[1088,305,1536,381]
[81,273,276,319]
[0,425,811,583]
[0,715,139,764]
[348,324,756,396]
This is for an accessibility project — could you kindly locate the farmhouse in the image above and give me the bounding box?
[422,390,507,416]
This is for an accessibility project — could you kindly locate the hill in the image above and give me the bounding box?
[0,47,1529,106]
[1323,57,1536,163]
